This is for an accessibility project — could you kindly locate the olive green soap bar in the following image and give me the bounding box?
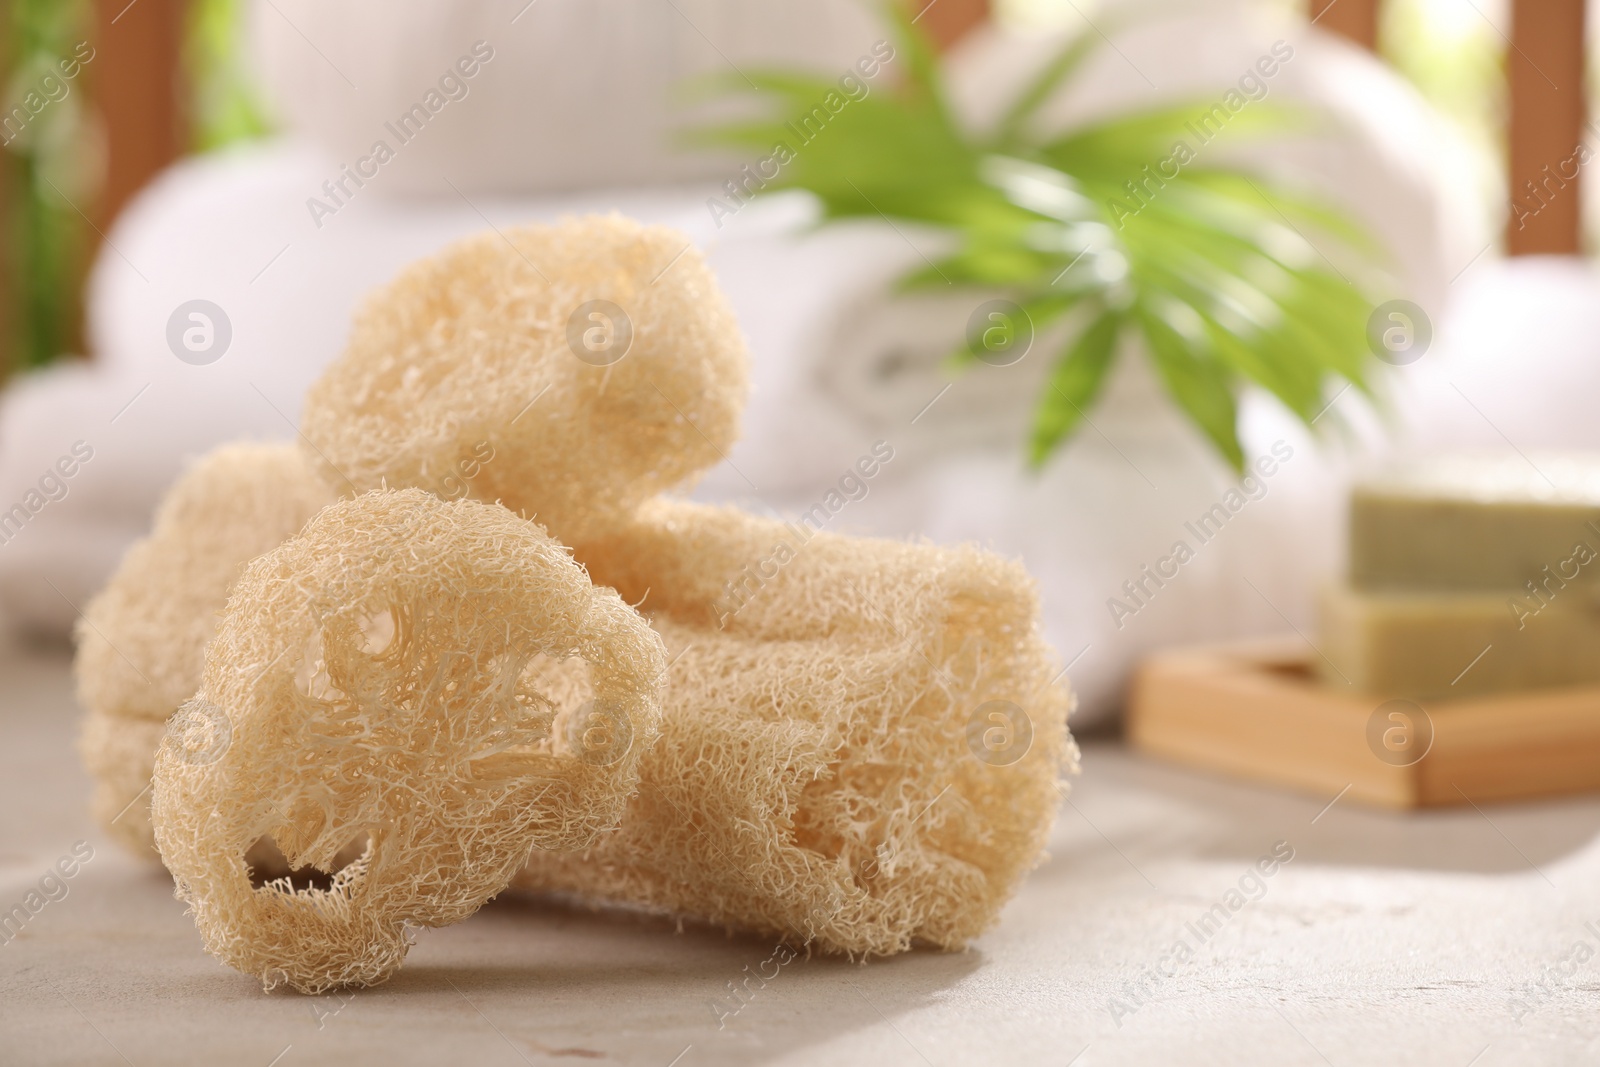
[1351,454,1600,592]
[1317,581,1600,701]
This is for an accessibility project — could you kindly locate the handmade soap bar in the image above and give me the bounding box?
[1350,454,1600,592]
[1317,580,1600,700]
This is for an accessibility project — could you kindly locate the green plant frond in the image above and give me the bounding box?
[901,244,1055,289]
[1097,175,1339,269]
[1200,316,1325,422]
[887,1,949,106]
[1120,215,1373,420]
[1041,99,1306,174]
[1135,300,1245,470]
[698,98,980,224]
[1028,305,1122,466]
[681,120,794,152]
[679,69,842,104]
[690,1,1382,470]
[186,0,270,151]
[809,182,996,227]
[980,154,1099,223]
[1113,203,1277,274]
[1271,287,1375,396]
[1139,243,1368,430]
[949,288,1088,367]
[955,195,1060,238]
[1120,213,1346,329]
[1184,170,1386,258]
[994,30,1101,150]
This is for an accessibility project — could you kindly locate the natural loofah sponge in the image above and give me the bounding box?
[512,498,1077,956]
[299,214,748,546]
[80,712,169,855]
[75,442,336,854]
[151,489,666,993]
[294,215,1075,956]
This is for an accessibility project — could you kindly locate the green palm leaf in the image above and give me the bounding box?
[1030,305,1122,465]
[690,4,1383,472]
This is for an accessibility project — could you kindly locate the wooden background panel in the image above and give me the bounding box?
[1505,0,1586,255]
[89,0,188,246]
[1310,0,1380,51]
[17,0,1584,378]
[914,0,990,51]
[0,9,13,376]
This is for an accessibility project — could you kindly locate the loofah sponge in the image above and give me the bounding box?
[298,214,749,547]
[511,498,1076,955]
[295,215,1077,957]
[79,712,169,855]
[75,442,336,855]
[151,489,666,993]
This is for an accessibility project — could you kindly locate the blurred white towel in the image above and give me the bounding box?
[0,3,1534,729]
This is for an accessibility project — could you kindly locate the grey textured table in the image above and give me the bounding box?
[3,641,1597,1066]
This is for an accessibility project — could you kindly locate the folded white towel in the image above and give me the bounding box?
[0,5,1517,730]
[248,0,890,195]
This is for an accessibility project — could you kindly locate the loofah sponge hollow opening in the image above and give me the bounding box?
[151,489,665,992]
[299,215,749,546]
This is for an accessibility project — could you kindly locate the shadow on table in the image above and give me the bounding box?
[1064,743,1600,877]
[391,893,982,1066]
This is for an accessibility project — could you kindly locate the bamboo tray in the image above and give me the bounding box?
[1126,637,1600,808]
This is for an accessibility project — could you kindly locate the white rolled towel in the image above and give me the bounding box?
[698,3,1487,725]
[0,137,834,635]
[248,0,890,195]
[0,0,1508,735]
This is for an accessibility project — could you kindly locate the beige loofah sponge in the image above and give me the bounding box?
[75,442,336,854]
[299,214,748,546]
[151,489,666,993]
[76,442,335,722]
[79,712,169,855]
[295,215,1076,957]
[512,499,1076,955]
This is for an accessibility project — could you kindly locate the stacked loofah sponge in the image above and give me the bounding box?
[76,443,335,855]
[517,501,1073,955]
[152,489,665,992]
[300,216,748,547]
[76,214,1077,991]
[301,216,1079,958]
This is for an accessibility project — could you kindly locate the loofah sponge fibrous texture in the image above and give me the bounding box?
[151,489,666,993]
[80,712,169,856]
[75,442,336,855]
[295,214,1076,957]
[512,498,1078,956]
[298,214,749,547]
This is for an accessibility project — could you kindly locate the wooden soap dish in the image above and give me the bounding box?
[1126,638,1600,809]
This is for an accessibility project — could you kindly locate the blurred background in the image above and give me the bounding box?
[2,0,1597,729]
[1,0,1577,378]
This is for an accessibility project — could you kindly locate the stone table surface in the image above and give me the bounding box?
[3,641,1598,1066]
